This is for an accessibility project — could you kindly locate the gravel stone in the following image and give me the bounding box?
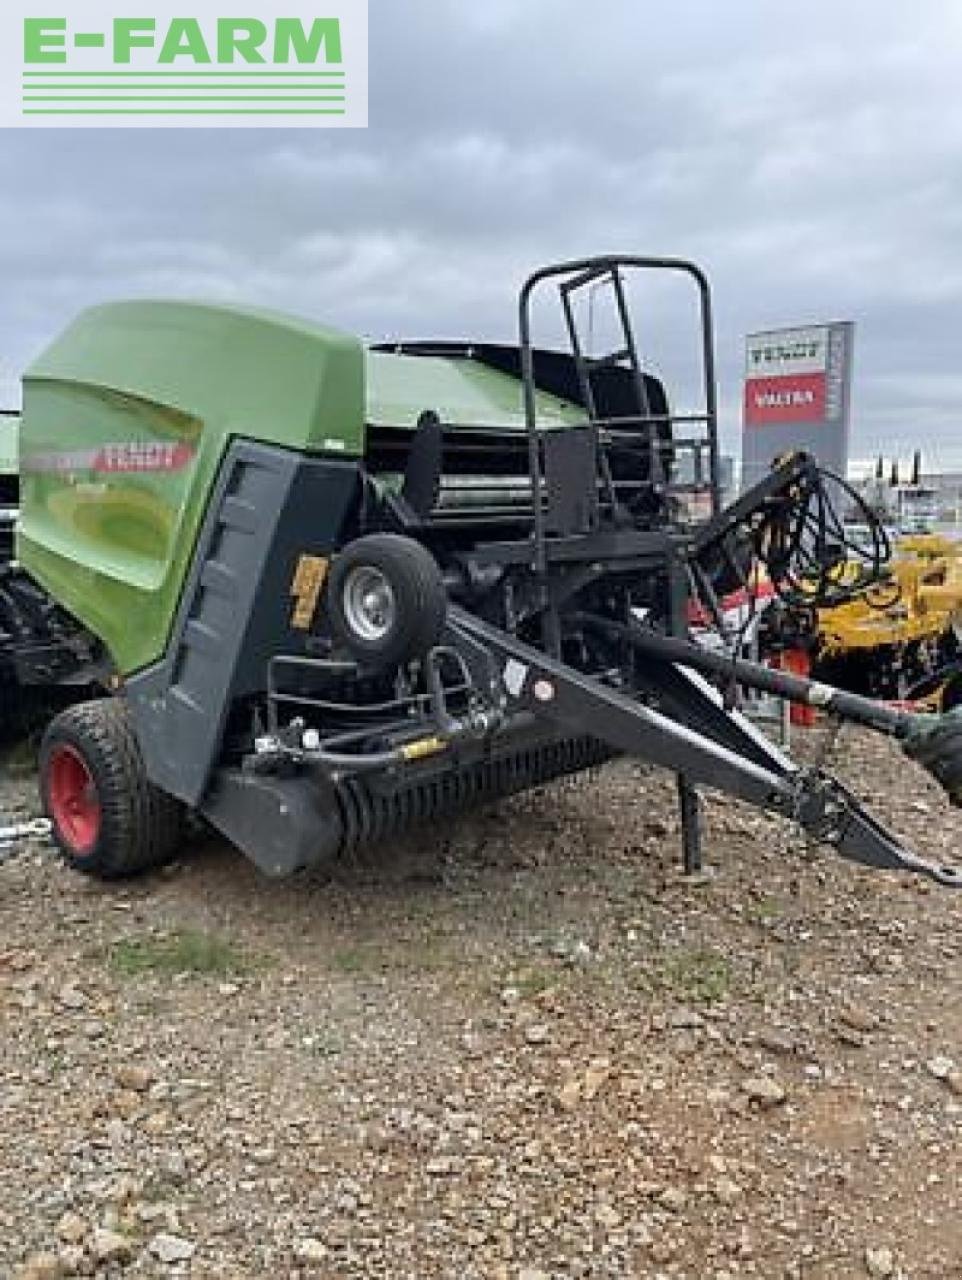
[926,1055,955,1081]
[114,1063,153,1092]
[865,1244,896,1277]
[55,1245,84,1277]
[89,1229,133,1265]
[0,731,959,1277]
[295,1238,329,1263]
[713,1175,743,1205]
[14,1253,62,1280]
[148,1233,196,1264]
[55,1214,87,1246]
[56,985,86,1011]
[741,1076,787,1107]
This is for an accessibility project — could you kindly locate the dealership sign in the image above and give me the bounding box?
[0,1,367,128]
[744,325,853,428]
[741,321,855,490]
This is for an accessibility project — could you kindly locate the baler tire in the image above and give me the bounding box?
[39,698,184,879]
[327,533,447,671]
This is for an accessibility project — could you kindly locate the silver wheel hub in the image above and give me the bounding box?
[343,566,397,642]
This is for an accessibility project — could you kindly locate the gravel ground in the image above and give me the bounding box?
[1,724,960,1279]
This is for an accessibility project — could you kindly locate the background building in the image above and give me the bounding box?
[849,453,962,531]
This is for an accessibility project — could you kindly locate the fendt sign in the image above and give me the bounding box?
[0,1,368,127]
[741,321,855,490]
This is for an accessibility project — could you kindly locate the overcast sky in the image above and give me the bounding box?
[2,0,961,462]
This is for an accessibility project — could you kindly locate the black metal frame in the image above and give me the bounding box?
[515,256,722,869]
[518,255,721,578]
[0,565,100,687]
[438,607,962,887]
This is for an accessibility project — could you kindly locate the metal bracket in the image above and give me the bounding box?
[793,773,962,888]
[444,605,962,889]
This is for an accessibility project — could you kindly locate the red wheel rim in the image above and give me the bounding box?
[47,744,101,853]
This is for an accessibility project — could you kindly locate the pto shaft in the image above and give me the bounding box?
[584,618,915,737]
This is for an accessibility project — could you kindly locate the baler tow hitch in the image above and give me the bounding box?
[437,606,962,889]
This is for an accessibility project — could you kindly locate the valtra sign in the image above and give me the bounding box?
[746,372,826,425]
[740,321,854,491]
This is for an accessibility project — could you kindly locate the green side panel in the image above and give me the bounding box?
[18,301,365,675]
[366,350,583,431]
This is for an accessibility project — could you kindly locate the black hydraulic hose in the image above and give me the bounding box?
[576,614,917,738]
[277,710,538,777]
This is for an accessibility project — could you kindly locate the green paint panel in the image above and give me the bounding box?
[18,300,582,677]
[19,300,365,674]
[366,350,582,432]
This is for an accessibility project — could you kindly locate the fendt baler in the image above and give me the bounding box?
[3,255,961,884]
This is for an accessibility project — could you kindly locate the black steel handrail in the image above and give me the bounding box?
[518,255,720,576]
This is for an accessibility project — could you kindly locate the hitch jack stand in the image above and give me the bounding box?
[668,552,702,875]
[677,776,702,876]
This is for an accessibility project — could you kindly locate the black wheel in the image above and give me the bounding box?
[39,698,184,879]
[326,533,447,670]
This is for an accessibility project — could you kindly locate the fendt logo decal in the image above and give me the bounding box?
[22,442,196,475]
[0,2,367,128]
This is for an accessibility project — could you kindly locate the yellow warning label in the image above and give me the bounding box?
[290,554,329,632]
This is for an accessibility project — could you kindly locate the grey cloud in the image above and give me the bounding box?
[1,0,960,461]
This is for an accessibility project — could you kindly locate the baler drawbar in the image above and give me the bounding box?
[4,254,960,884]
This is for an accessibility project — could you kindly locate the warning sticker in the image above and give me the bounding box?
[290,554,329,632]
[502,658,528,699]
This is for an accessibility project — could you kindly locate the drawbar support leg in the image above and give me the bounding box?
[669,550,702,874]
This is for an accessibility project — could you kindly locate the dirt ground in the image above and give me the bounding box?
[1,723,960,1280]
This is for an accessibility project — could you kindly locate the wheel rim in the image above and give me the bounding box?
[47,744,101,854]
[342,566,397,643]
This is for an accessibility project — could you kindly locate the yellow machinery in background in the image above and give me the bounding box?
[813,534,962,708]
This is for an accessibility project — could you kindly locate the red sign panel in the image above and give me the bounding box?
[744,371,827,427]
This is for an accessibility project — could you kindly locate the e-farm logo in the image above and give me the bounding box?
[0,1,367,127]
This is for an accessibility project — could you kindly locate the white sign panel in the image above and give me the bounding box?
[745,326,829,378]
